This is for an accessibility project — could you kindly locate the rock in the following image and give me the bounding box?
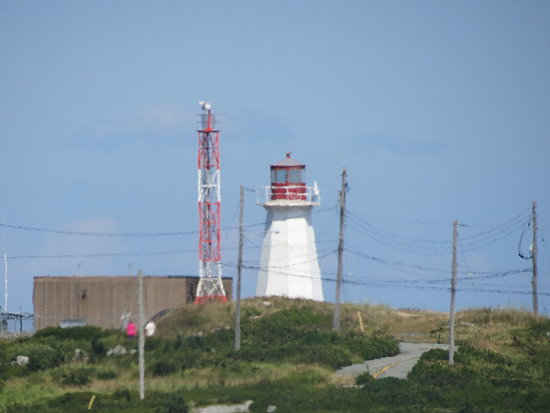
[73,348,88,362]
[15,355,29,366]
[192,400,253,413]
[262,301,272,307]
[107,345,127,356]
[266,405,277,412]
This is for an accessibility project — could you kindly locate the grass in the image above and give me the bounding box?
[1,298,549,412]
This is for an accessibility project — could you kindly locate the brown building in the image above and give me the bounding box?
[33,276,232,330]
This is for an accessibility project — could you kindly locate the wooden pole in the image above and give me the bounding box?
[531,201,538,316]
[333,167,347,331]
[357,311,365,334]
[137,269,145,399]
[448,220,458,365]
[234,185,244,351]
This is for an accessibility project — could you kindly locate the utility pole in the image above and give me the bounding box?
[137,270,145,400]
[3,252,7,313]
[333,167,347,331]
[234,185,244,351]
[448,220,458,365]
[531,201,538,316]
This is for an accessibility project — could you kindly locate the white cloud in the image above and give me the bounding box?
[74,103,196,150]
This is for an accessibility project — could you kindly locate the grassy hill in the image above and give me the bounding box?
[0,297,549,412]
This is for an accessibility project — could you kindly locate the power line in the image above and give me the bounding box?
[7,249,196,260]
[0,207,337,238]
[222,261,550,297]
[345,245,448,273]
[346,209,452,246]
[345,207,531,254]
[345,244,530,279]
[0,221,267,238]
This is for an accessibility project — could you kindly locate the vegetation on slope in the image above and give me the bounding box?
[0,298,549,412]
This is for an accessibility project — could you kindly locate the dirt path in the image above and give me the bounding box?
[335,342,449,380]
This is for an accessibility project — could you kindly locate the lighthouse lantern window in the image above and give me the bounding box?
[273,169,286,184]
[289,168,303,183]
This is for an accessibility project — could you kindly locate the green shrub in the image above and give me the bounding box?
[53,366,94,386]
[154,393,188,413]
[343,333,399,360]
[420,348,448,361]
[91,337,107,358]
[34,326,103,341]
[14,343,64,371]
[46,391,95,410]
[362,377,424,407]
[355,371,375,386]
[97,369,117,380]
[173,334,184,350]
[0,364,27,380]
[112,388,134,401]
[62,369,91,386]
[226,307,399,369]
[151,360,177,376]
[409,359,477,388]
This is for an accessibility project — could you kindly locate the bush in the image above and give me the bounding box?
[151,360,177,376]
[46,391,95,410]
[97,369,117,380]
[344,333,399,360]
[14,343,64,371]
[112,388,134,401]
[34,326,103,341]
[420,348,448,361]
[113,389,137,402]
[355,371,375,386]
[233,308,398,368]
[154,393,188,413]
[362,377,424,407]
[54,366,94,386]
[91,337,107,358]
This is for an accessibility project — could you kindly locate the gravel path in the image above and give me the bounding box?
[190,342,449,412]
[336,342,449,380]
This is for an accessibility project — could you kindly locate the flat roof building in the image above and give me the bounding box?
[33,275,232,330]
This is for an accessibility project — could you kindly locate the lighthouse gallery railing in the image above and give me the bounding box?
[257,185,321,205]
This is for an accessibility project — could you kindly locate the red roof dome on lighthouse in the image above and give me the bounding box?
[272,152,305,167]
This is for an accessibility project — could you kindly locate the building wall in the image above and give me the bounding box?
[33,276,232,330]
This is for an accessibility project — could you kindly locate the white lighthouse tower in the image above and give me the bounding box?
[256,153,324,301]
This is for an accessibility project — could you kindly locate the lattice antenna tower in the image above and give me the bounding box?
[195,101,227,303]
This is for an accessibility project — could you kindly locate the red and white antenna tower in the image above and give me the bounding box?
[195,101,227,304]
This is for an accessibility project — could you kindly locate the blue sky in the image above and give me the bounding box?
[1,1,549,323]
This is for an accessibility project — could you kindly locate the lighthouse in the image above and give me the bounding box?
[256,153,324,301]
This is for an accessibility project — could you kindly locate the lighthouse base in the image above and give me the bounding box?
[256,205,324,301]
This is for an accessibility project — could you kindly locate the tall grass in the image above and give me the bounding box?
[2,299,549,412]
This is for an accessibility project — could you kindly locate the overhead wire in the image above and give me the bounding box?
[345,207,531,254]
[0,221,265,238]
[4,205,544,308]
[344,243,530,279]
[222,261,549,297]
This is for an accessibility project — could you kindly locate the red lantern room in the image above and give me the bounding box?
[270,152,307,200]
